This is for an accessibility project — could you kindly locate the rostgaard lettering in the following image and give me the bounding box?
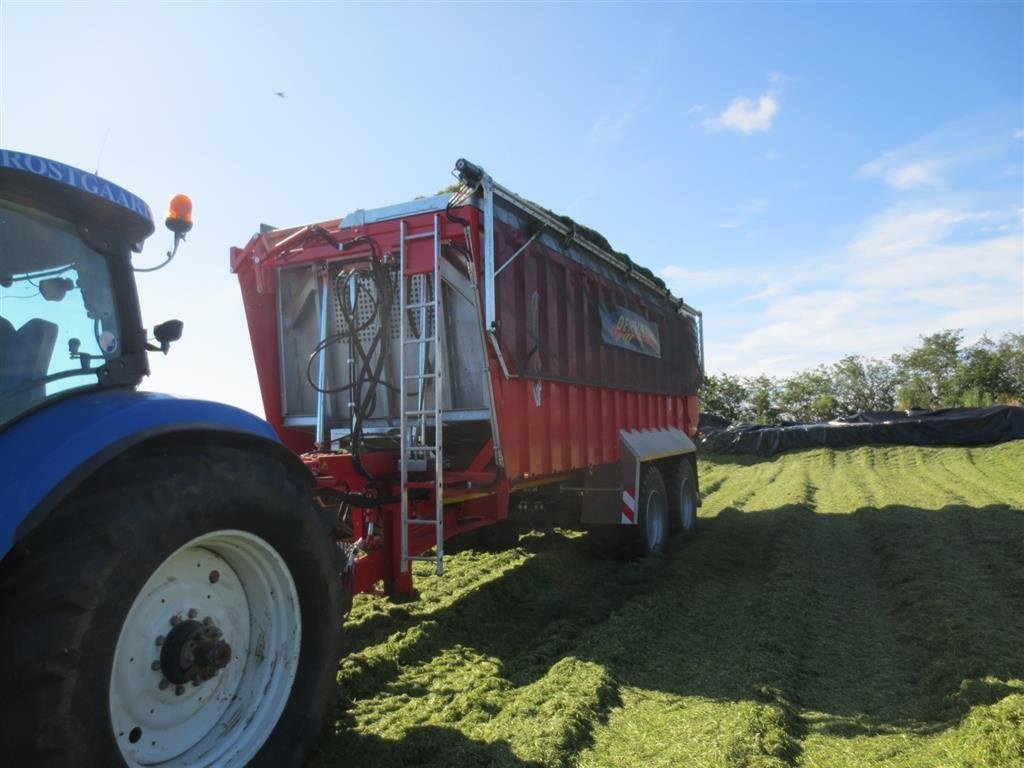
[24,155,47,175]
[3,149,153,225]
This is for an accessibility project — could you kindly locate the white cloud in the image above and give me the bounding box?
[1013,129,1024,140]
[680,204,1023,376]
[705,91,780,134]
[764,151,780,161]
[687,104,706,115]
[695,112,1024,375]
[717,220,740,229]
[859,152,947,189]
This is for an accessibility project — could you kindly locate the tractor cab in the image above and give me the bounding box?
[0,150,185,427]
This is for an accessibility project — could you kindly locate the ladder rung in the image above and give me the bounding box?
[406,555,441,562]
[405,446,438,453]
[404,232,435,242]
[404,373,438,380]
[407,518,442,525]
[403,337,438,345]
[404,409,439,416]
[404,302,436,310]
[405,480,437,489]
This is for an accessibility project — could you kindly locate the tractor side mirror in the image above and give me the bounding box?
[152,319,184,355]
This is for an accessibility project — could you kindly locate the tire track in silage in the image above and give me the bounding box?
[789,449,924,759]
[849,447,1024,725]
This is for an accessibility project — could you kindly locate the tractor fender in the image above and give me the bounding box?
[0,390,311,558]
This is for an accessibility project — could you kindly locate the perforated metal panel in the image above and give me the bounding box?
[331,268,402,344]
[328,269,438,347]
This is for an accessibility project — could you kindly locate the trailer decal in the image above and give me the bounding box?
[599,303,661,358]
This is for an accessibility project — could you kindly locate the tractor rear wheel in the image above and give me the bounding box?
[0,445,345,768]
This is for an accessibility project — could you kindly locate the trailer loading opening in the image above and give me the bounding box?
[231,158,706,598]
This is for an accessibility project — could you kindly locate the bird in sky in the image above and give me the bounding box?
[275,91,285,98]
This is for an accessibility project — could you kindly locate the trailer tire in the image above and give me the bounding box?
[666,457,698,535]
[0,445,344,768]
[587,464,669,559]
[633,464,670,556]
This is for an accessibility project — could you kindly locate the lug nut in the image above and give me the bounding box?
[151,660,161,671]
[187,608,198,619]
[155,635,165,646]
[209,570,220,584]
[159,679,170,690]
[175,685,185,696]
[202,616,214,626]
[170,615,180,626]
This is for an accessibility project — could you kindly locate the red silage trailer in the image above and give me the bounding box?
[231,159,704,598]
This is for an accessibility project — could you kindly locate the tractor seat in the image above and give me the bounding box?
[0,317,14,369]
[0,318,60,411]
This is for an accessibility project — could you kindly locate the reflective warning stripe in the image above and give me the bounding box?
[621,488,636,525]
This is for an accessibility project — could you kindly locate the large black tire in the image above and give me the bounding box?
[0,444,345,768]
[633,464,670,556]
[586,465,669,559]
[666,457,698,536]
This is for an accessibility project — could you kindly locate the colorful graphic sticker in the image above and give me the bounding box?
[599,303,661,358]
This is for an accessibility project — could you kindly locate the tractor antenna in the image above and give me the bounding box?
[94,127,111,176]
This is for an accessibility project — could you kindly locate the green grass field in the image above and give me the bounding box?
[311,442,1024,768]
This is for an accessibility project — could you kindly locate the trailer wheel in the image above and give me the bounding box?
[635,464,670,555]
[585,466,669,559]
[0,445,344,768]
[666,458,698,535]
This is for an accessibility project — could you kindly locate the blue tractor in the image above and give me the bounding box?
[0,150,346,767]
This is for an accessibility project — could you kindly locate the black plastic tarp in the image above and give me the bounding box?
[698,406,1024,457]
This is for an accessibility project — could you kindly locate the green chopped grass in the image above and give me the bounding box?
[310,442,1024,767]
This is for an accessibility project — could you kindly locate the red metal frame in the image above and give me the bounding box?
[231,203,699,597]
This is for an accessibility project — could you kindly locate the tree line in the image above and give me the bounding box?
[701,329,1024,424]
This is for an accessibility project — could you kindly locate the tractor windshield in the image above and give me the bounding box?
[0,198,122,426]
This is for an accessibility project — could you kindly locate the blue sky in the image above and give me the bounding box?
[2,2,1021,415]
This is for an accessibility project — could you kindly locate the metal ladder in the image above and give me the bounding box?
[399,214,445,576]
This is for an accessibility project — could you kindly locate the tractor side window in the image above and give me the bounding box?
[0,199,121,426]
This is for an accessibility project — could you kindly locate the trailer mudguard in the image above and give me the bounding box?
[0,390,307,558]
[579,428,696,525]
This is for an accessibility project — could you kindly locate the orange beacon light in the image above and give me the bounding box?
[165,194,193,235]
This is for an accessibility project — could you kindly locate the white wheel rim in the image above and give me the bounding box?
[680,478,696,530]
[109,530,301,767]
[645,487,667,550]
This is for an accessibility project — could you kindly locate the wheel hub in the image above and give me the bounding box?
[110,530,300,768]
[160,618,233,686]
